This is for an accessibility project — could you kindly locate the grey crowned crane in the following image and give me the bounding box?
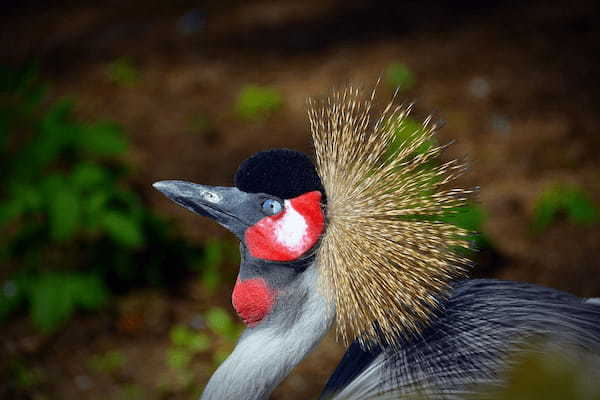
[154,89,600,399]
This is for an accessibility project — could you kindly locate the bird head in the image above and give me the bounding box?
[155,88,473,348]
[154,149,327,327]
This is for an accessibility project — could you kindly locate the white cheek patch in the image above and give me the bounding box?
[274,200,308,251]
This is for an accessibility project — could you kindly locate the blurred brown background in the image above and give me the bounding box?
[1,0,600,399]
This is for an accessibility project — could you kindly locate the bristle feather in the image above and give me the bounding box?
[310,88,472,349]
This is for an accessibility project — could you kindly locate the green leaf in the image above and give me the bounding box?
[7,359,45,389]
[166,348,192,370]
[389,117,435,157]
[236,85,282,121]
[170,324,192,347]
[200,240,224,292]
[68,274,109,310]
[0,199,24,227]
[99,211,144,247]
[0,280,24,323]
[532,184,599,232]
[84,191,110,230]
[78,122,128,157]
[111,188,144,220]
[200,264,220,293]
[442,204,491,250]
[119,383,144,400]
[205,308,231,334]
[10,101,77,179]
[71,163,110,189]
[13,184,43,211]
[169,324,211,352]
[41,98,73,129]
[205,307,239,341]
[106,58,140,87]
[48,187,81,241]
[386,62,415,91]
[533,189,561,232]
[0,184,44,228]
[444,204,486,232]
[564,190,598,225]
[187,332,211,352]
[29,273,108,333]
[203,240,224,267]
[88,350,126,373]
[37,100,78,156]
[30,274,75,332]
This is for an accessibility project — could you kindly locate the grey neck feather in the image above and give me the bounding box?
[200,264,335,400]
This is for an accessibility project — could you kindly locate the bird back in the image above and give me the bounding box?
[322,279,600,399]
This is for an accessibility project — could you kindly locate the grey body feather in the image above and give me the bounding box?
[328,279,600,399]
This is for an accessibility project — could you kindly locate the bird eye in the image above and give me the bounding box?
[261,199,283,216]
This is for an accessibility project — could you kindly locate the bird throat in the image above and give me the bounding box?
[232,278,275,327]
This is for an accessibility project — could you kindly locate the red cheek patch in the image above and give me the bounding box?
[232,278,275,327]
[244,191,324,261]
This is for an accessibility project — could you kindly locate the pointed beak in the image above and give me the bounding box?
[153,180,252,238]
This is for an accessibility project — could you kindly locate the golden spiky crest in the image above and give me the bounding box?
[309,87,473,349]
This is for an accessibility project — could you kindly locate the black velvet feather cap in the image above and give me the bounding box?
[234,149,325,200]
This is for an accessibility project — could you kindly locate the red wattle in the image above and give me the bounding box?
[232,278,275,327]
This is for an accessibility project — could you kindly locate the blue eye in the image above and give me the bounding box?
[262,199,283,216]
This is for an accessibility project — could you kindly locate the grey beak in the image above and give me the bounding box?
[153,180,258,238]
[153,180,224,218]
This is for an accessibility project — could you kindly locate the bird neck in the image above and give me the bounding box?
[200,264,335,400]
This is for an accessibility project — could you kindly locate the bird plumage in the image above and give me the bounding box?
[322,279,600,399]
[310,88,473,348]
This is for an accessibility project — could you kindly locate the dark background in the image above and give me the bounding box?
[1,1,600,399]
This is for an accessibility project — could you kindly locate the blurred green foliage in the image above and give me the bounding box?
[118,383,145,400]
[477,351,600,400]
[166,323,207,390]
[6,358,45,391]
[106,58,140,87]
[532,183,599,233]
[205,307,242,343]
[386,62,415,91]
[386,111,492,253]
[199,239,239,294]
[0,65,205,332]
[443,204,491,251]
[88,350,127,375]
[29,272,109,333]
[388,116,437,158]
[167,324,210,373]
[236,85,282,121]
[204,307,242,365]
[166,309,242,389]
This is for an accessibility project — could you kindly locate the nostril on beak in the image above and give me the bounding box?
[201,190,222,203]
